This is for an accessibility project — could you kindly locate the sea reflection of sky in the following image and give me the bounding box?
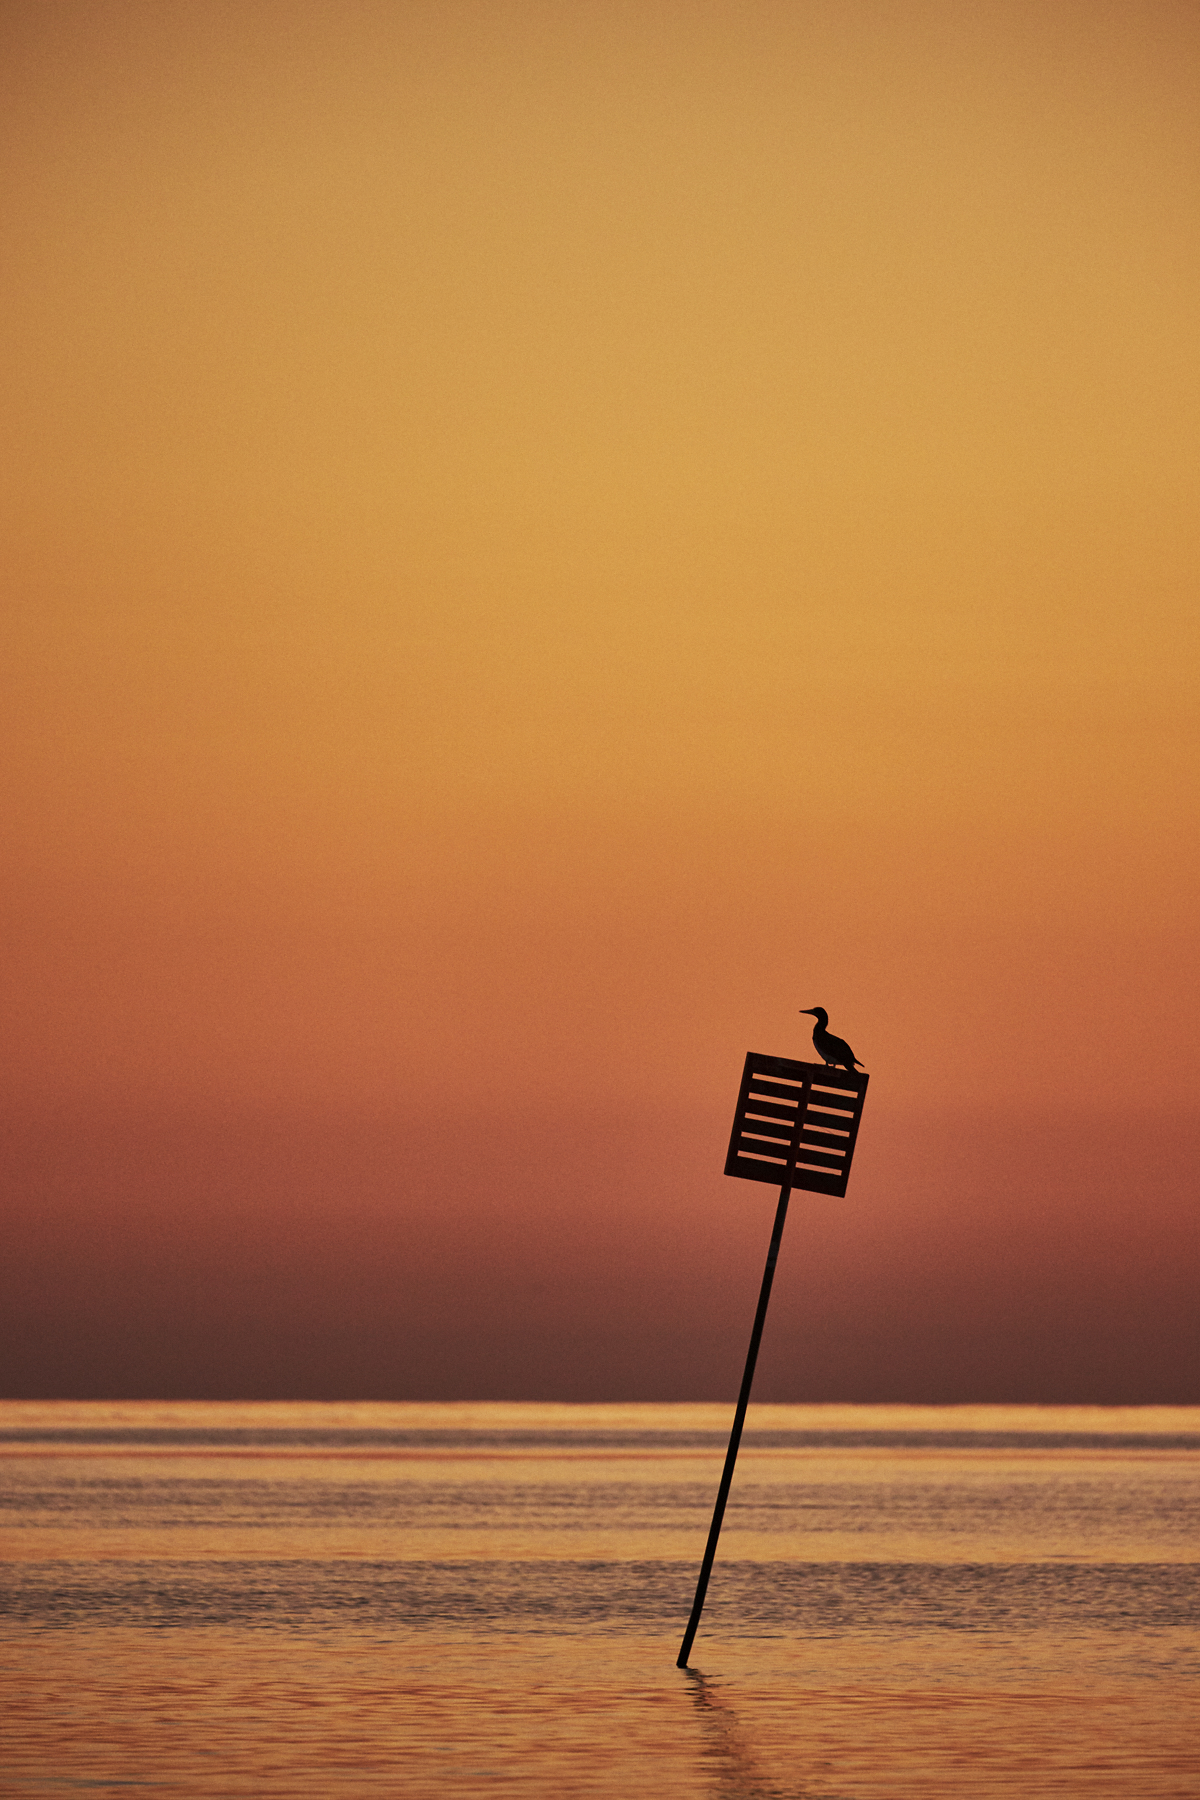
[2,1402,1198,1797]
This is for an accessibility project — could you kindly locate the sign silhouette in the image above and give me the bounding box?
[677,1044,869,1668]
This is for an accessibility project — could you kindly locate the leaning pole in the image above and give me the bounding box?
[676,1051,869,1669]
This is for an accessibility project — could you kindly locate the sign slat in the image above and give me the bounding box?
[791,1146,846,1171]
[742,1097,801,1123]
[798,1125,851,1148]
[746,1077,809,1102]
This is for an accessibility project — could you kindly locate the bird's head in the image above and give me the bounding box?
[800,1007,829,1025]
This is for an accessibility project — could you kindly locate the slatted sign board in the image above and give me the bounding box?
[724,1053,869,1198]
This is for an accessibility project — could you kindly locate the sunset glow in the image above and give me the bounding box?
[2,1,1197,1400]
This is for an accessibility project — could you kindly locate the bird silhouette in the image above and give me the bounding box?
[800,1007,865,1071]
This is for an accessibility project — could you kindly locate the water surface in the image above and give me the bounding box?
[2,1402,1197,1796]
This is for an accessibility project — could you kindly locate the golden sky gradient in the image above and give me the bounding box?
[3,0,1197,1123]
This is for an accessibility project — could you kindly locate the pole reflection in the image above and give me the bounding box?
[684,1665,815,1800]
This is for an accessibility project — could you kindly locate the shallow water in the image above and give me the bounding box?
[2,1402,1198,1796]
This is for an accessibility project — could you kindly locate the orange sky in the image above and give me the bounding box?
[2,2,1197,1398]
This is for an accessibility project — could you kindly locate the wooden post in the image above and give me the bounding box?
[676,1173,795,1669]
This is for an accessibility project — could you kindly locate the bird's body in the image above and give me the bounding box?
[800,1007,864,1071]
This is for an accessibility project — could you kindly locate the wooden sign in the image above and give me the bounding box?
[677,1039,870,1668]
[725,1053,869,1198]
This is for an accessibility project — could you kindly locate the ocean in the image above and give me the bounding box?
[1,1401,1197,1797]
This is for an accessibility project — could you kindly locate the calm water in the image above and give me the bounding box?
[2,1401,1198,1797]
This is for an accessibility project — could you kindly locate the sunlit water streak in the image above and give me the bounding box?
[2,1402,1198,1796]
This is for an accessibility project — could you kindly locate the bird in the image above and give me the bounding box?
[799,1007,865,1071]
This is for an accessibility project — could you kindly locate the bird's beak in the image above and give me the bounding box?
[799,1009,816,1017]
